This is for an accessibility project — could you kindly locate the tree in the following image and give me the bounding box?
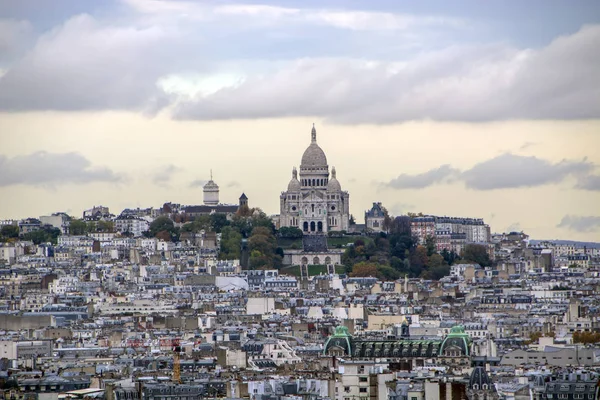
[377,265,400,280]
[21,225,61,245]
[382,208,392,233]
[389,216,411,236]
[0,225,19,239]
[410,245,429,269]
[248,226,281,269]
[462,244,491,267]
[427,253,446,268]
[97,220,114,233]
[425,235,436,257]
[219,226,242,260]
[349,262,379,277]
[441,249,459,265]
[278,226,303,238]
[149,216,175,236]
[210,213,230,233]
[69,219,89,235]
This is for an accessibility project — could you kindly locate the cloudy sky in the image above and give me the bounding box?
[1,0,599,241]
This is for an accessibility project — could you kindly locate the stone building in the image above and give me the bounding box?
[365,202,386,233]
[279,125,350,234]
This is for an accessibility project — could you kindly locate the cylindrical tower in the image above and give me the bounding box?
[203,172,219,206]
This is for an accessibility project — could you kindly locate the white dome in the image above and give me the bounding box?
[301,143,328,168]
[327,166,341,191]
[300,125,328,168]
[288,178,301,191]
[327,177,341,192]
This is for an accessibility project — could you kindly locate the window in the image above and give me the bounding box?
[359,377,368,383]
[359,388,367,393]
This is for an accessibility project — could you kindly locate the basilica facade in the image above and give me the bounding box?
[279,126,350,234]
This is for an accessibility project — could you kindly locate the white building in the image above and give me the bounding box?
[279,125,350,234]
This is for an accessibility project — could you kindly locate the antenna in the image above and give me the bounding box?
[210,169,213,181]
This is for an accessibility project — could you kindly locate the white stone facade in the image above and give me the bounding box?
[279,126,350,234]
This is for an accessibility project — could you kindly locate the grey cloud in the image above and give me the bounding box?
[227,181,241,188]
[174,25,600,123]
[384,165,459,189]
[152,164,180,187]
[189,179,207,188]
[558,215,600,232]
[462,153,593,190]
[0,151,122,187]
[383,153,596,191]
[0,19,33,64]
[576,174,600,191]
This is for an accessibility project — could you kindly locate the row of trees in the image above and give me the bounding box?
[69,219,114,235]
[572,331,600,344]
[0,224,61,245]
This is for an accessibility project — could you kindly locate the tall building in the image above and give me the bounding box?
[203,172,219,206]
[279,125,350,234]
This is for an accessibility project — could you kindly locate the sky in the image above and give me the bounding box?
[0,0,599,241]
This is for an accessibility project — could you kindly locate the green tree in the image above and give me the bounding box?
[69,219,89,235]
[248,226,281,269]
[427,253,446,268]
[96,220,114,233]
[210,213,230,233]
[0,225,19,239]
[278,226,303,238]
[149,216,175,236]
[22,226,61,245]
[219,226,242,260]
[425,235,436,257]
[462,244,491,267]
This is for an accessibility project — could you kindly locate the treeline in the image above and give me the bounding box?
[0,224,61,245]
[344,215,491,281]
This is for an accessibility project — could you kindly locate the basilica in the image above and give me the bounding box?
[279,125,350,234]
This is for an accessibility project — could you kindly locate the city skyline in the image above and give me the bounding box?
[1,0,599,241]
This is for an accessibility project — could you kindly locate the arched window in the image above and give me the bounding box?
[313,256,320,265]
[311,204,315,212]
[317,221,323,232]
[310,221,316,232]
[303,222,308,232]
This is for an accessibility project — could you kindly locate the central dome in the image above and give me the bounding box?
[301,143,328,167]
[300,125,328,168]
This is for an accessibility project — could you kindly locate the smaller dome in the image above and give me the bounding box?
[288,167,301,192]
[288,178,301,192]
[327,166,342,192]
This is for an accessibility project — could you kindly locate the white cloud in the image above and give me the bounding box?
[0,152,122,187]
[174,25,600,123]
[0,14,175,112]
